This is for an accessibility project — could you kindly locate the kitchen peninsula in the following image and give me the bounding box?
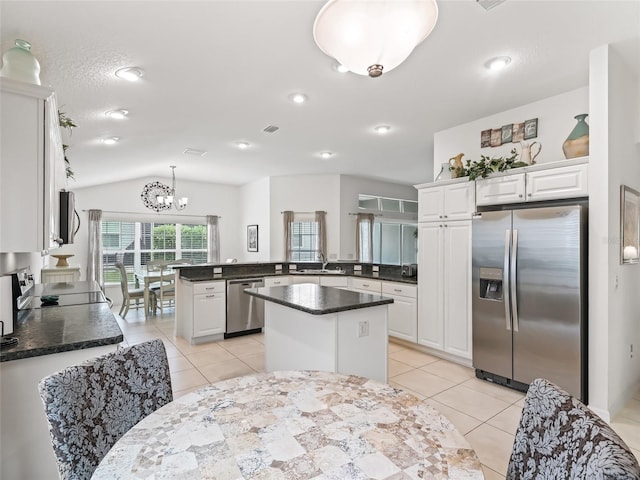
[245,282,393,383]
[0,280,123,480]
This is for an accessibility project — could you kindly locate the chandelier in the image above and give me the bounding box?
[313,0,439,78]
[156,165,188,210]
[141,166,189,212]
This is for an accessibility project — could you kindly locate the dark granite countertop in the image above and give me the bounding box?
[180,270,417,285]
[0,301,123,363]
[245,283,393,315]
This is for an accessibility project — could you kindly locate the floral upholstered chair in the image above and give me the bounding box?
[507,378,640,479]
[39,339,173,480]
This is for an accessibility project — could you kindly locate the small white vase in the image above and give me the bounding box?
[0,39,41,85]
[435,162,451,182]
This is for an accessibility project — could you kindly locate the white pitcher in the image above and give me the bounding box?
[519,141,541,165]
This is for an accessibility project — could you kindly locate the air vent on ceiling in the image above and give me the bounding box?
[263,125,280,134]
[183,148,207,156]
[476,0,506,11]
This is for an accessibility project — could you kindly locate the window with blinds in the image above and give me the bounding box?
[290,221,319,262]
[102,220,207,283]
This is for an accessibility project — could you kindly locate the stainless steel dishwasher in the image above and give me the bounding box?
[225,278,265,338]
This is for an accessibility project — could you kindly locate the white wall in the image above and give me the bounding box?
[588,44,640,420]
[339,175,418,261]
[268,174,341,262]
[433,87,589,180]
[52,176,243,304]
[240,177,270,262]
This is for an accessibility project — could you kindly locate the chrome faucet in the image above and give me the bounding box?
[319,253,328,270]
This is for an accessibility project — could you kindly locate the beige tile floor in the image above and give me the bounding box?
[116,308,640,479]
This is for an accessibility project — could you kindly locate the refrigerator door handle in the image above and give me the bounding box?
[504,229,512,331]
[511,229,519,332]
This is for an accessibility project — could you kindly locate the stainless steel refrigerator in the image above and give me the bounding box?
[472,202,588,401]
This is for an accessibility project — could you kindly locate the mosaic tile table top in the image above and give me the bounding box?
[92,370,483,479]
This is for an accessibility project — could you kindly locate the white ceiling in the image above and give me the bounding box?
[2,1,639,189]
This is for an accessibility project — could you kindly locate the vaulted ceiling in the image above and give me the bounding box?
[2,1,639,188]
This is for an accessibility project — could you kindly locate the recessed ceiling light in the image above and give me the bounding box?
[115,67,143,81]
[105,109,129,120]
[320,151,333,159]
[374,125,391,134]
[335,63,349,73]
[289,93,308,104]
[485,56,511,71]
[102,136,120,145]
[237,142,250,150]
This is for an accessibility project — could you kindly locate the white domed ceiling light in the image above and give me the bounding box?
[313,0,439,78]
[374,125,391,134]
[102,136,120,145]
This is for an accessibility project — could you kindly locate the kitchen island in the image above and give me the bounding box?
[0,280,123,480]
[245,283,393,383]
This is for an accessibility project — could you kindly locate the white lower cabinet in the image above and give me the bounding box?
[319,276,349,288]
[290,275,319,285]
[417,220,472,360]
[347,277,382,294]
[382,282,417,342]
[263,276,291,287]
[181,280,226,342]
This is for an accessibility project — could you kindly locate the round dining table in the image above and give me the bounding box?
[92,370,484,479]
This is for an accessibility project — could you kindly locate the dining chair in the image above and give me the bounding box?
[114,262,147,318]
[149,259,193,313]
[38,339,173,480]
[507,378,640,479]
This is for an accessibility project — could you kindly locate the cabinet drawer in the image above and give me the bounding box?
[264,276,290,287]
[525,163,588,202]
[319,276,348,288]
[349,278,381,293]
[193,281,225,295]
[382,282,417,298]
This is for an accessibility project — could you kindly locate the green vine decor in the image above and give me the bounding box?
[58,110,77,179]
[451,148,528,181]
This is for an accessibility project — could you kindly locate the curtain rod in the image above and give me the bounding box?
[349,212,382,216]
[81,209,220,218]
[280,211,327,214]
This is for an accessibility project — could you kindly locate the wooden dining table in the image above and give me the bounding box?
[92,370,484,479]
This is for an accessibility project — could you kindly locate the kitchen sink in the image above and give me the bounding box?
[292,269,346,274]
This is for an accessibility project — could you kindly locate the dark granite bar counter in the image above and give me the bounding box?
[0,299,123,362]
[245,283,393,315]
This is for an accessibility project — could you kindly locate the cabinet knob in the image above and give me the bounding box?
[519,194,523,198]
[394,289,402,292]
[439,215,443,219]
[444,215,448,218]
[528,193,532,197]
[444,224,448,227]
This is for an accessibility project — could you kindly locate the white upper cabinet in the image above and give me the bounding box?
[475,174,526,206]
[476,160,589,206]
[417,181,475,222]
[525,163,588,202]
[1,78,65,252]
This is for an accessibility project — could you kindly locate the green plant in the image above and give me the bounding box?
[58,110,76,179]
[452,148,528,181]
